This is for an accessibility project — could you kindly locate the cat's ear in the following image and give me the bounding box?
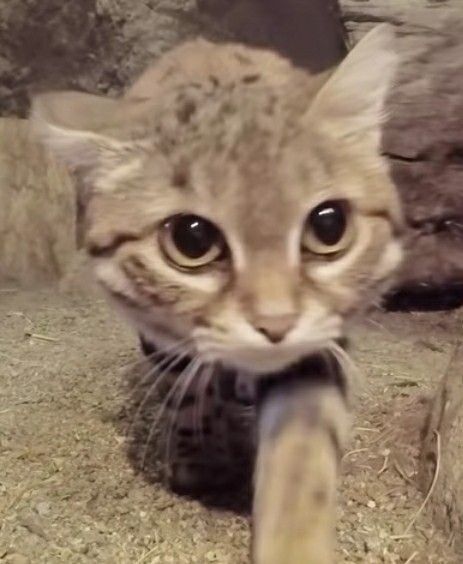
[30,91,151,174]
[307,24,398,144]
[30,91,152,248]
[30,91,125,173]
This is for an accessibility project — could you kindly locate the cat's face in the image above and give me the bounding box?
[32,25,403,374]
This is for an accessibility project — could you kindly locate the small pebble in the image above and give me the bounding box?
[35,502,50,516]
[6,554,29,564]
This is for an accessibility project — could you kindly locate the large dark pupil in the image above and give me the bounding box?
[309,201,346,246]
[172,215,218,259]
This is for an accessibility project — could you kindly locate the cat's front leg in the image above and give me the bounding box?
[252,365,350,564]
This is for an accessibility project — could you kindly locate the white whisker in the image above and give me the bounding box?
[128,338,192,399]
[118,337,191,377]
[327,340,363,396]
[165,358,203,466]
[366,317,393,336]
[129,348,191,435]
[141,357,196,470]
[194,363,215,446]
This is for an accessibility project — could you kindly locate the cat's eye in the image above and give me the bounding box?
[159,214,226,269]
[302,200,353,255]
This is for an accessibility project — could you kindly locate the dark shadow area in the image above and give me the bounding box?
[385,283,463,312]
[198,0,347,72]
[112,339,253,515]
[114,337,350,515]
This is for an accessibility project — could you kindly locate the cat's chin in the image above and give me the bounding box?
[200,343,330,376]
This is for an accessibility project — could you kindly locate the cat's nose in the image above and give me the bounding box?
[254,314,297,344]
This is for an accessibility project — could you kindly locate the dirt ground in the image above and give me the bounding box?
[0,286,461,564]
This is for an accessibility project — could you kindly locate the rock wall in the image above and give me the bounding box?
[0,0,204,117]
[419,343,463,553]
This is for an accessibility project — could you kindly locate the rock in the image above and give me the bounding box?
[198,0,347,71]
[419,343,463,552]
[381,15,463,291]
[0,118,76,286]
[5,555,30,564]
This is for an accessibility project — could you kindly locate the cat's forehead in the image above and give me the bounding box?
[149,116,324,248]
[129,38,319,104]
[197,155,307,251]
[97,37,397,243]
[137,70,322,234]
[138,40,323,162]
[150,70,313,155]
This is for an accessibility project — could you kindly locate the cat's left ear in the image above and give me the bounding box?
[307,24,398,145]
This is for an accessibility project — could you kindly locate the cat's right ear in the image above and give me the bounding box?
[30,91,137,248]
[30,91,128,175]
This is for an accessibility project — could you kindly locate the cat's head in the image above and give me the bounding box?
[31,25,403,375]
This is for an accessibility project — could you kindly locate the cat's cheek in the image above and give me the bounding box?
[306,218,399,306]
[92,258,141,304]
[91,259,197,342]
[371,240,403,281]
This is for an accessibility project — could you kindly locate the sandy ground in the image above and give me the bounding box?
[0,286,461,563]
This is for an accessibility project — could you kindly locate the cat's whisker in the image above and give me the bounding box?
[366,317,394,336]
[127,338,193,398]
[193,365,207,443]
[165,358,203,467]
[130,349,191,435]
[194,362,215,446]
[140,357,196,470]
[118,355,155,384]
[117,342,190,400]
[130,346,182,389]
[327,340,363,394]
[119,337,192,376]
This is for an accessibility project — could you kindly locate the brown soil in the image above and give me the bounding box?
[0,286,461,563]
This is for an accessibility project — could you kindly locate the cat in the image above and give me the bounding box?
[31,23,402,563]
